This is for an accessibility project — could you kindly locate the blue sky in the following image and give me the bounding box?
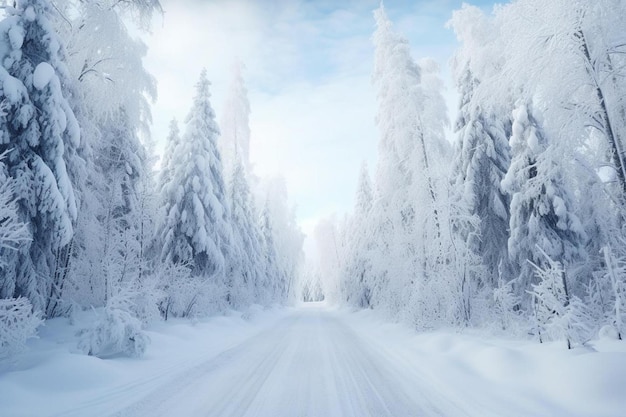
[144,0,498,254]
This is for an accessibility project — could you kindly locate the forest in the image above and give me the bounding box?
[1,0,626,363]
[306,0,626,349]
[0,0,304,359]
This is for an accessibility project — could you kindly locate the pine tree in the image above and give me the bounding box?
[155,69,232,280]
[501,101,587,306]
[368,5,452,325]
[258,198,278,304]
[158,119,181,196]
[227,155,264,308]
[0,153,30,298]
[0,0,81,314]
[259,177,304,303]
[342,162,374,307]
[451,67,512,287]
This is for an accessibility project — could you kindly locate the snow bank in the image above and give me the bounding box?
[342,307,626,417]
[0,305,290,417]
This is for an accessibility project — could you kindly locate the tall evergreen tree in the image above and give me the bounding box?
[450,66,513,286]
[227,154,264,308]
[158,119,181,196]
[155,69,232,279]
[258,198,278,304]
[0,0,81,314]
[501,101,587,306]
[342,162,374,307]
[368,5,451,322]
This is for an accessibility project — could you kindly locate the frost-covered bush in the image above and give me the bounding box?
[77,291,150,358]
[0,298,43,359]
[529,255,591,349]
[160,273,227,320]
[493,278,522,332]
[128,276,164,325]
[155,262,196,319]
[600,246,626,340]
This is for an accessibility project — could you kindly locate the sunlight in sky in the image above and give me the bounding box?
[143,0,497,243]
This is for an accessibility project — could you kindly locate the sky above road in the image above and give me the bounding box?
[143,0,497,250]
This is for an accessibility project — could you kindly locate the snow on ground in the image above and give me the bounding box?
[1,303,625,417]
[342,307,626,417]
[0,305,291,417]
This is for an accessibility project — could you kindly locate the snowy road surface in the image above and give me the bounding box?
[110,304,464,417]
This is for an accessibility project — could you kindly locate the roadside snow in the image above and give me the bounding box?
[342,307,626,417]
[0,305,290,417]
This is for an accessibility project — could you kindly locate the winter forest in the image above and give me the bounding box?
[1,0,626,415]
[307,0,626,348]
[0,0,304,358]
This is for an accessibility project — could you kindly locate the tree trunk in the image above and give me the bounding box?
[576,28,626,197]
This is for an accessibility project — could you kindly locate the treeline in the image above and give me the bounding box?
[313,2,626,348]
[0,0,303,358]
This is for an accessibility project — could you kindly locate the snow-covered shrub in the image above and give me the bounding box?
[128,276,164,325]
[163,274,228,319]
[600,246,626,340]
[493,278,521,332]
[155,262,196,320]
[0,298,43,359]
[529,254,591,349]
[599,324,620,340]
[192,280,229,317]
[77,291,150,358]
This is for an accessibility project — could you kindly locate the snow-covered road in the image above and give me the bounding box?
[111,304,464,417]
[4,303,625,417]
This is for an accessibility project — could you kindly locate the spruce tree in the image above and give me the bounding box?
[0,0,81,314]
[155,69,232,279]
[502,101,587,306]
[451,67,512,287]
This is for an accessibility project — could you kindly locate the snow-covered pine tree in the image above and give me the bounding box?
[368,4,426,314]
[0,153,30,298]
[258,198,278,304]
[158,119,181,197]
[487,0,626,204]
[258,177,304,303]
[501,101,587,307]
[217,62,268,307]
[368,5,455,326]
[0,0,82,315]
[313,216,342,303]
[155,69,232,282]
[450,66,512,288]
[46,0,159,313]
[226,154,264,308]
[342,162,374,307]
[95,109,149,302]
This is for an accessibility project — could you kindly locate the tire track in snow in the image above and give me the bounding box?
[72,306,475,417]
